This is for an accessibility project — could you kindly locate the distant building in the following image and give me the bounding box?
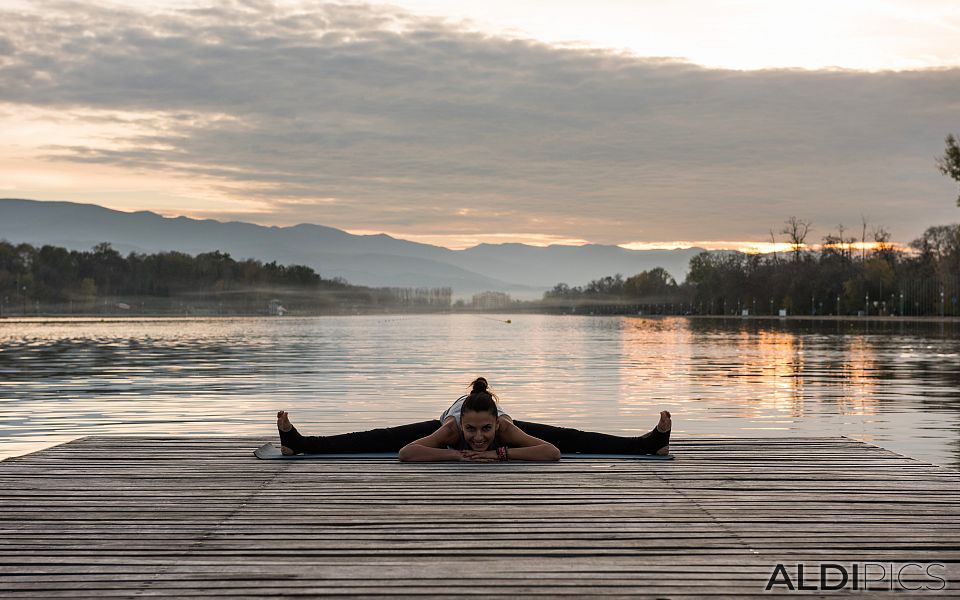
[381,287,452,308]
[472,291,511,309]
[268,299,287,316]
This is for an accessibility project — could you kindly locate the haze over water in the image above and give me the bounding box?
[1,315,958,468]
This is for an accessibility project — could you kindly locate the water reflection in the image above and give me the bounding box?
[0,316,957,468]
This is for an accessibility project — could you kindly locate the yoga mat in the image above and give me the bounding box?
[254,443,674,460]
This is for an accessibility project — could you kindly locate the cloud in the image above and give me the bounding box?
[0,0,958,244]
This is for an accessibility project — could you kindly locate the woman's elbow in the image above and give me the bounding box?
[398,444,415,462]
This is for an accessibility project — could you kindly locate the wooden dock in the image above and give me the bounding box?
[1,436,958,598]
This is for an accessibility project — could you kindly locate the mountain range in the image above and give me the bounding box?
[0,199,704,299]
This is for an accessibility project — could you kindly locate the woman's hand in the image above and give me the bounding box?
[459,450,498,462]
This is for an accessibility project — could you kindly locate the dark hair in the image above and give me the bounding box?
[461,377,498,418]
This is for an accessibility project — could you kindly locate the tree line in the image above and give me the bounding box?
[3,221,956,318]
[540,220,960,317]
[0,242,451,315]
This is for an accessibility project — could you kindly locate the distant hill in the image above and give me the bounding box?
[0,199,704,298]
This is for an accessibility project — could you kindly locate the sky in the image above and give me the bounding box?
[1,0,958,251]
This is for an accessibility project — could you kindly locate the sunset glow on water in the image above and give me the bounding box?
[2,315,957,467]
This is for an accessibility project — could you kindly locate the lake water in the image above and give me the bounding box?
[1,315,958,468]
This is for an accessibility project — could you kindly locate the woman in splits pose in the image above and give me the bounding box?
[277,377,671,462]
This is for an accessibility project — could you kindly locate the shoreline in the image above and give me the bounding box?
[687,314,960,324]
[1,313,959,324]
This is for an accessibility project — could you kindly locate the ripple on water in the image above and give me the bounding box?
[0,315,958,467]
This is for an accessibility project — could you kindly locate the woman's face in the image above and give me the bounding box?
[460,410,498,451]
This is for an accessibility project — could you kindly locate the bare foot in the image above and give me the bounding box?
[277,410,296,455]
[655,410,671,455]
[656,410,671,433]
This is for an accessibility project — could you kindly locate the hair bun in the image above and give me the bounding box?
[470,377,488,394]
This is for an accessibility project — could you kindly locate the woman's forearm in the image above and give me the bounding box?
[398,444,462,462]
[506,443,561,462]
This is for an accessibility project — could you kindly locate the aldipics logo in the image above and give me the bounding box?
[765,562,947,592]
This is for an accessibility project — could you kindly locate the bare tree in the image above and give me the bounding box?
[872,226,891,245]
[872,225,896,259]
[781,217,812,262]
[768,229,779,264]
[837,224,848,259]
[822,223,861,261]
[860,215,869,262]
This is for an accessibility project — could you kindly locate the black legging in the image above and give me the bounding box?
[282,420,442,454]
[513,420,667,454]
[281,419,668,455]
